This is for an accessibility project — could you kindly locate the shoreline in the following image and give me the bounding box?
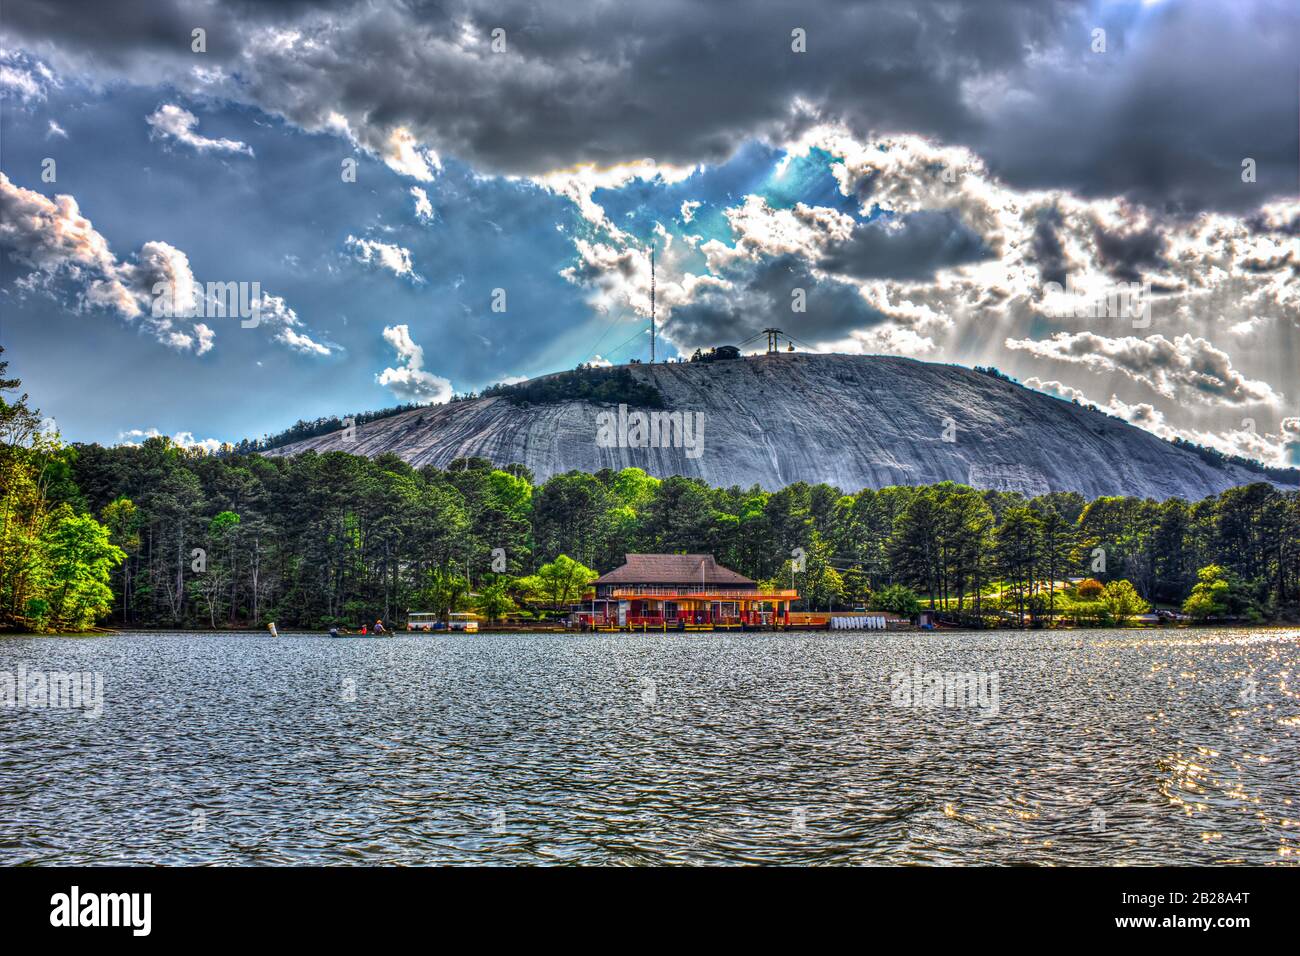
[5,621,1298,638]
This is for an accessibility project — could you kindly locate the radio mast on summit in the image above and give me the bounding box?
[650,241,656,364]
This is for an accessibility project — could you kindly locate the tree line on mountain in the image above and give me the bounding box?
[227,401,424,455]
[971,365,1299,486]
[479,365,663,408]
[1166,436,1300,486]
[227,365,668,454]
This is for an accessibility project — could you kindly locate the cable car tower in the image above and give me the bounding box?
[762,328,795,354]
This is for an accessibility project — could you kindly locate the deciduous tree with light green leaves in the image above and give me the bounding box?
[1182,564,1257,622]
[0,348,123,632]
[519,555,598,610]
[474,577,517,623]
[43,507,124,630]
[1099,579,1149,624]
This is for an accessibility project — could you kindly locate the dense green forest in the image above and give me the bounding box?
[3,350,1299,632]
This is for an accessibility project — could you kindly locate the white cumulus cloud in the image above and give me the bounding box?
[0,173,333,359]
[377,324,452,404]
[410,186,434,221]
[118,428,222,454]
[146,104,253,156]
[346,235,419,279]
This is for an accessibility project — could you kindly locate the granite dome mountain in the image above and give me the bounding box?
[264,353,1284,500]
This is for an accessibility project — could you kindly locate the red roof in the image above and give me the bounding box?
[595,554,755,587]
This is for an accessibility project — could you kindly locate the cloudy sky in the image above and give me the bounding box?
[1,0,1297,463]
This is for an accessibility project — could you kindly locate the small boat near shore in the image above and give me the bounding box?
[328,626,392,638]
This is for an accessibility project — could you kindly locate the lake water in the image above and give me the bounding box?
[1,628,1297,865]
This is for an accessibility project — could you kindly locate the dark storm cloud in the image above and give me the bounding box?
[10,0,1294,211]
[1030,208,1068,286]
[0,0,370,67]
[1093,224,1165,283]
[1030,206,1167,286]
[1249,207,1300,237]
[968,1,1300,213]
[665,253,888,349]
[816,211,991,280]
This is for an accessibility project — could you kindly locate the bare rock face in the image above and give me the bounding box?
[266,353,1274,499]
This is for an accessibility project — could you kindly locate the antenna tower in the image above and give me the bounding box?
[650,243,656,364]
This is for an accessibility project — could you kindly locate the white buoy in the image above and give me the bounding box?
[268,622,279,638]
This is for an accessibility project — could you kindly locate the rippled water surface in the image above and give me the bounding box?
[2,628,1298,865]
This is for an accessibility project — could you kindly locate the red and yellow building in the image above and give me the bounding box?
[576,554,801,631]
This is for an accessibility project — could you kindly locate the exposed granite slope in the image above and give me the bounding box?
[266,353,1274,499]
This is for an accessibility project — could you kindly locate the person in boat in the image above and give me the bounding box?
[373,619,385,635]
[360,624,368,635]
